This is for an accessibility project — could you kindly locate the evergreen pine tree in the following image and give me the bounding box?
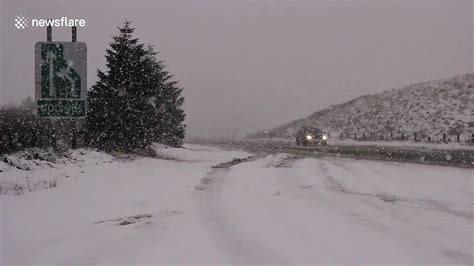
[145,45,186,146]
[86,20,156,151]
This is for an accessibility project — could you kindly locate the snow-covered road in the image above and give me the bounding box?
[1,145,473,265]
[194,154,473,265]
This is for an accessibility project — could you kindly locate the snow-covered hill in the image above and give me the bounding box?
[262,74,473,140]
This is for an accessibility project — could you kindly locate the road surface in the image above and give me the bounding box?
[202,138,474,168]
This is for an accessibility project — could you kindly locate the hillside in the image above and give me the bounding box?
[260,74,474,140]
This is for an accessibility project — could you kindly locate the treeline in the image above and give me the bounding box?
[0,98,53,153]
[0,20,185,154]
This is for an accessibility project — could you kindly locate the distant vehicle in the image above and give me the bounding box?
[295,127,328,146]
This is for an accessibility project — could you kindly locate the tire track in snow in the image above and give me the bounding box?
[193,155,288,265]
[321,160,474,265]
[317,160,391,213]
[234,154,367,264]
[362,163,474,221]
[329,160,473,221]
[265,155,380,263]
[278,158,397,234]
[271,155,363,217]
[265,154,433,264]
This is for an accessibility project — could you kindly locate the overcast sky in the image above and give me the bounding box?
[0,0,472,139]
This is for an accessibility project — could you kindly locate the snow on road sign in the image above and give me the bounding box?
[35,42,87,118]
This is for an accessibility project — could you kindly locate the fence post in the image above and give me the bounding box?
[46,25,57,149]
[72,26,77,42]
[457,134,460,143]
[443,133,446,143]
[71,26,78,149]
[472,133,474,143]
[390,132,393,141]
[47,25,52,41]
[347,132,350,139]
[401,133,405,141]
[363,133,365,141]
[354,133,357,140]
[414,133,417,142]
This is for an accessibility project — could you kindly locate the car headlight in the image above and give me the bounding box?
[306,135,312,140]
[322,135,328,140]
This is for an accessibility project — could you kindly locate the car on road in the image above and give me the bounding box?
[295,127,328,146]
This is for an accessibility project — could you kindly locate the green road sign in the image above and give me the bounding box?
[35,42,87,118]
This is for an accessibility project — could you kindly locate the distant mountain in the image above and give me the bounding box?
[255,74,474,139]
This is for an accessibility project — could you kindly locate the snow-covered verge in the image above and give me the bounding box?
[1,144,250,265]
[0,144,249,196]
[0,148,115,195]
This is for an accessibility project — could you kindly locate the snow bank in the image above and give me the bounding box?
[0,144,250,196]
[0,148,114,195]
[152,143,246,163]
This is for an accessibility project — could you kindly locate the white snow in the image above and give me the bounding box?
[0,144,250,265]
[0,148,115,195]
[1,145,472,265]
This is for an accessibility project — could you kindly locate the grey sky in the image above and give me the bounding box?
[0,0,472,139]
